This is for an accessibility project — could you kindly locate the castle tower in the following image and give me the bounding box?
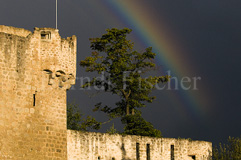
[0,25,76,159]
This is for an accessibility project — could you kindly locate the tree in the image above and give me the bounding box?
[67,103,101,131]
[80,28,169,137]
[213,136,241,160]
[80,28,169,116]
[106,123,118,134]
[121,113,162,138]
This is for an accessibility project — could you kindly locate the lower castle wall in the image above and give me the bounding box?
[67,130,212,160]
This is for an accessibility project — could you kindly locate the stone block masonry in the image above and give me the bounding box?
[67,131,212,160]
[0,25,212,160]
[0,25,76,159]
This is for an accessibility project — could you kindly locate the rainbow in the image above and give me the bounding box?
[83,0,211,121]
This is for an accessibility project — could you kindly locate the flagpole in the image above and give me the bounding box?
[56,0,58,29]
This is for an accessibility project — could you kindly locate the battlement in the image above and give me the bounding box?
[0,25,31,37]
[0,26,212,160]
[0,25,77,90]
[0,25,77,159]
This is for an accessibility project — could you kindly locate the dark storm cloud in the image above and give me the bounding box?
[0,0,240,145]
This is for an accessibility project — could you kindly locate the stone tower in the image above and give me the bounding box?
[0,25,76,159]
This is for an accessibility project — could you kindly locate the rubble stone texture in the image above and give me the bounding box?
[0,25,212,160]
[67,131,212,160]
[0,25,76,159]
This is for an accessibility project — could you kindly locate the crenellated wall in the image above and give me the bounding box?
[67,130,212,160]
[0,25,76,160]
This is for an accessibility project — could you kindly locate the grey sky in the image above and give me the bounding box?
[1,0,240,145]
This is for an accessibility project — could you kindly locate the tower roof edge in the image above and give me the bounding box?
[0,25,31,37]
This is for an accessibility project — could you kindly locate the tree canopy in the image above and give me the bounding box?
[122,113,162,138]
[80,28,169,117]
[67,103,101,131]
[213,136,241,160]
[80,28,169,137]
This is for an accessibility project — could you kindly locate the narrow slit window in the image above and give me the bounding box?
[97,156,100,160]
[146,143,150,160]
[136,143,140,160]
[171,145,174,160]
[33,94,36,106]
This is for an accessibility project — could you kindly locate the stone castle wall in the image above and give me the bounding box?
[0,25,31,37]
[0,25,76,159]
[0,25,212,160]
[67,130,212,160]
